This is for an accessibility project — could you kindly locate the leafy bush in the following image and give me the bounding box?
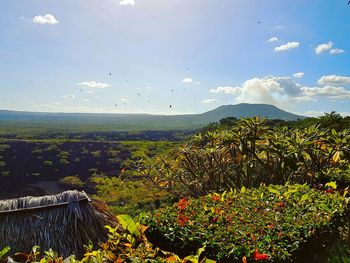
[143,184,347,262]
[43,160,53,167]
[59,175,85,188]
[137,118,350,197]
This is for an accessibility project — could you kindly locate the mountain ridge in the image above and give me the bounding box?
[0,103,305,130]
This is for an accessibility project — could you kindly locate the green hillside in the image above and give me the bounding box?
[0,103,305,133]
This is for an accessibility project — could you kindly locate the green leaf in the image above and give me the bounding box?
[0,247,10,261]
[117,214,140,237]
[204,259,217,263]
[300,194,310,203]
[183,255,199,262]
[268,186,280,196]
[241,186,246,193]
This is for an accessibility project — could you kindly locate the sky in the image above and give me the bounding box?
[0,0,350,116]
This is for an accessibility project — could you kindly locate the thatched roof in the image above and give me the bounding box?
[0,190,118,258]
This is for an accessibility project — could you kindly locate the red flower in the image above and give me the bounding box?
[211,217,219,223]
[177,214,189,226]
[326,188,334,194]
[253,249,270,261]
[178,198,189,210]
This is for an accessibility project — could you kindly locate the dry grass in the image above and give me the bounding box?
[0,190,118,257]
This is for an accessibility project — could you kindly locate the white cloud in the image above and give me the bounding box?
[32,14,59,25]
[315,41,333,54]
[235,76,303,105]
[182,77,200,85]
[293,72,304,79]
[340,112,350,117]
[201,99,218,104]
[302,111,350,117]
[182,78,193,83]
[120,0,135,6]
[301,86,350,99]
[82,99,89,102]
[63,94,76,99]
[209,86,241,95]
[303,111,325,117]
[85,90,95,94]
[290,96,317,103]
[77,81,111,89]
[121,97,129,102]
[318,75,350,86]
[274,42,300,52]
[267,37,278,43]
[209,75,350,107]
[330,48,345,55]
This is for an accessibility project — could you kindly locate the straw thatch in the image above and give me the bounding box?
[0,190,118,258]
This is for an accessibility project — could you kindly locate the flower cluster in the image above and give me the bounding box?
[177,198,190,226]
[143,184,345,262]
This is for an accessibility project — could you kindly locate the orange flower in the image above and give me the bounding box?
[253,249,269,261]
[212,195,221,201]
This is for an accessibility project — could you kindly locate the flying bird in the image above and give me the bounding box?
[169,105,172,108]
[137,93,140,96]
[171,89,174,92]
[109,73,112,76]
[257,21,261,24]
[348,0,350,5]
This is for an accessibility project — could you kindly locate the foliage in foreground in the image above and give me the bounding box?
[0,215,214,263]
[137,117,350,197]
[143,184,347,262]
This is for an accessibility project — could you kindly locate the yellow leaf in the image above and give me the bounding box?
[123,243,132,248]
[325,181,337,190]
[166,255,180,262]
[332,151,340,164]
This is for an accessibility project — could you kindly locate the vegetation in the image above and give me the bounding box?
[0,113,350,262]
[91,175,172,216]
[137,117,349,197]
[143,184,347,262]
[0,215,216,263]
[59,175,85,188]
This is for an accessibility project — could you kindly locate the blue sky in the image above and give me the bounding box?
[1,0,350,116]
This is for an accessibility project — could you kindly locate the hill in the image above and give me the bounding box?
[0,103,305,131]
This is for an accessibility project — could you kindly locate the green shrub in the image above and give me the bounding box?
[43,160,53,167]
[143,184,347,262]
[59,175,84,188]
[137,118,350,197]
